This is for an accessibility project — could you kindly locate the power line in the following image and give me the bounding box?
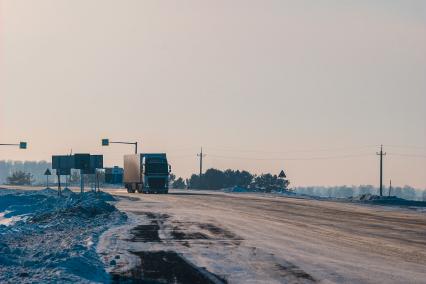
[206,145,377,155]
[164,146,201,152]
[385,145,426,150]
[168,154,195,159]
[387,153,426,158]
[208,153,375,161]
[166,152,426,160]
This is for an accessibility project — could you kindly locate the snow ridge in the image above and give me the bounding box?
[0,189,126,283]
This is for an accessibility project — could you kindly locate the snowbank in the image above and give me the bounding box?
[220,187,426,210]
[0,189,126,283]
[222,186,250,193]
[349,194,426,207]
[222,186,294,194]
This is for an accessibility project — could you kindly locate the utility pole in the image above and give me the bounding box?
[197,147,206,178]
[388,179,392,197]
[376,145,386,197]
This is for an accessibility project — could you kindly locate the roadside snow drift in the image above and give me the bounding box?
[0,188,126,283]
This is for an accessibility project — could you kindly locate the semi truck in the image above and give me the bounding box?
[123,153,171,194]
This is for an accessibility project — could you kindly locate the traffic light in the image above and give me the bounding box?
[19,142,27,149]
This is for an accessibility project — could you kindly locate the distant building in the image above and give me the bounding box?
[105,166,123,184]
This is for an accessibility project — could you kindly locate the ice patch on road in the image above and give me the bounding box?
[0,188,126,283]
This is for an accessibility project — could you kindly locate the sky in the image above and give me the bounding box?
[0,0,425,187]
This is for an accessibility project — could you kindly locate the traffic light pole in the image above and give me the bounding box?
[102,139,138,154]
[109,141,138,154]
[0,142,27,156]
[0,142,26,148]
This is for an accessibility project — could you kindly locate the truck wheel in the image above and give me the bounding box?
[136,184,144,193]
[126,185,136,193]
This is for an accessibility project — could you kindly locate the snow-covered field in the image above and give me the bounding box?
[224,186,426,212]
[0,188,126,283]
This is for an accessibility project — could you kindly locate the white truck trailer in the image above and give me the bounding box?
[124,153,171,194]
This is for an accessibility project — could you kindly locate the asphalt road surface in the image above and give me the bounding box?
[101,189,426,284]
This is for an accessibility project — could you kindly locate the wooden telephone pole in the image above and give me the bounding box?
[376,145,386,196]
[197,147,206,178]
[197,147,206,188]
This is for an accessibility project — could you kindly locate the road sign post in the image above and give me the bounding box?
[44,169,52,189]
[52,155,73,194]
[64,175,69,191]
[97,171,100,193]
[74,154,90,193]
[278,170,289,192]
[80,169,84,193]
[57,173,62,196]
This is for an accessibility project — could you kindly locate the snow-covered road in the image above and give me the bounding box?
[100,189,426,284]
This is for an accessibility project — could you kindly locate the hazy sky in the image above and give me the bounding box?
[1,0,425,187]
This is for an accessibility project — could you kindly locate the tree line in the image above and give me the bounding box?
[0,160,51,184]
[0,161,106,186]
[171,168,290,191]
[296,185,426,201]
